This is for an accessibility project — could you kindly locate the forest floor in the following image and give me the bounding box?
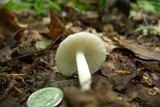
[0,2,160,107]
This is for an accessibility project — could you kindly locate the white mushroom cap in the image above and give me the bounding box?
[55,32,106,76]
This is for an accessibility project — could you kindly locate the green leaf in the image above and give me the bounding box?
[75,3,93,12]
[131,0,160,14]
[33,0,47,16]
[139,0,156,13]
[99,0,106,7]
[4,0,32,11]
[48,0,61,12]
[132,26,150,33]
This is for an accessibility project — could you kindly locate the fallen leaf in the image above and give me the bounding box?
[0,30,52,62]
[124,83,160,107]
[35,36,52,50]
[48,12,63,40]
[64,22,83,35]
[101,32,120,53]
[135,59,160,73]
[0,8,27,48]
[82,11,98,19]
[16,30,52,52]
[119,39,160,61]
[102,49,138,91]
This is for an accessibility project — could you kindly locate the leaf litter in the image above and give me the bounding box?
[0,1,160,107]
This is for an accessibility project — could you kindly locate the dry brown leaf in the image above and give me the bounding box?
[48,12,63,40]
[102,49,137,91]
[125,83,160,107]
[0,30,52,62]
[82,11,98,19]
[0,8,27,48]
[119,39,160,61]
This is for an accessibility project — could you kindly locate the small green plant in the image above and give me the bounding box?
[130,0,160,38]
[66,0,93,12]
[131,0,160,14]
[132,26,151,34]
[1,0,32,11]
[132,25,160,38]
[31,0,61,16]
[98,0,106,7]
[1,0,61,16]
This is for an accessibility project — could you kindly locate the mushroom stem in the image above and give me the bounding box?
[76,50,91,91]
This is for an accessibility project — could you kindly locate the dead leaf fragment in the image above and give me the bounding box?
[125,83,160,107]
[102,49,137,91]
[0,30,52,62]
[119,39,160,61]
[0,8,27,48]
[48,12,63,40]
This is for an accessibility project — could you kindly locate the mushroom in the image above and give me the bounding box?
[55,32,106,91]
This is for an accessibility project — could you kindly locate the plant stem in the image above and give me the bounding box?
[136,0,149,26]
[76,50,91,91]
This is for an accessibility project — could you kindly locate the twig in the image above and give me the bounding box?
[0,73,27,77]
